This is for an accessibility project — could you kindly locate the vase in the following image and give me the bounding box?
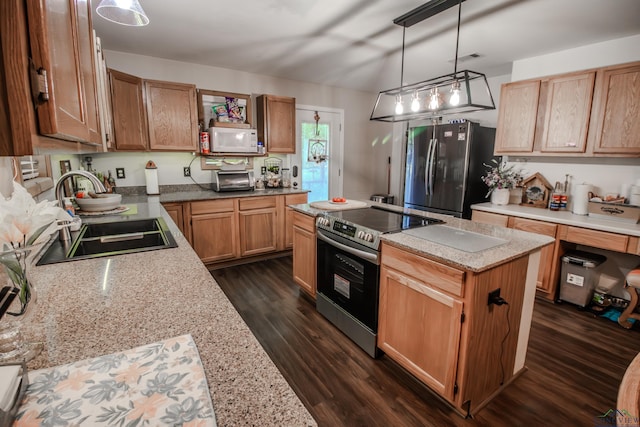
[0,248,42,363]
[490,188,511,205]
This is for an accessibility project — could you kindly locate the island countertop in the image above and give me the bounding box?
[290,201,554,272]
[20,196,316,426]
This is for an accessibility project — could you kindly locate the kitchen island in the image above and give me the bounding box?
[15,196,316,426]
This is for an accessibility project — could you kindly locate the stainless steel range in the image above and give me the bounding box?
[315,206,443,357]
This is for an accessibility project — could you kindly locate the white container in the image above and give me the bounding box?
[145,160,159,195]
[572,183,591,215]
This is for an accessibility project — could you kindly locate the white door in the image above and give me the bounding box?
[294,106,344,203]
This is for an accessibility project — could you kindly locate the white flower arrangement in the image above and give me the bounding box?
[481,159,523,198]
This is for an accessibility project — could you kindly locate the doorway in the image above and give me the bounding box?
[294,106,343,203]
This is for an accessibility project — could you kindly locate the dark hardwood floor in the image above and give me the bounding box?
[211,256,640,426]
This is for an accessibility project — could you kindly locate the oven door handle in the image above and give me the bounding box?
[317,230,380,264]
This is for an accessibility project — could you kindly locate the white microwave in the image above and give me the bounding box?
[209,127,258,153]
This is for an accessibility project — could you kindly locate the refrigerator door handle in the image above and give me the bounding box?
[425,139,433,195]
[428,138,437,195]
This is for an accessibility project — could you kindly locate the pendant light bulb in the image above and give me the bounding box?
[410,92,421,112]
[395,95,404,115]
[450,80,461,106]
[428,88,441,110]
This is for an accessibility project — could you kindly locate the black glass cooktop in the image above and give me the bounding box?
[329,206,443,234]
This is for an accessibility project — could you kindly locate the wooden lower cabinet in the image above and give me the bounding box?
[238,197,278,257]
[292,211,316,297]
[190,199,238,263]
[379,242,531,416]
[471,210,558,300]
[183,193,307,265]
[378,266,462,399]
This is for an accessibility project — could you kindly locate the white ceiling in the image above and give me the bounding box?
[91,0,640,93]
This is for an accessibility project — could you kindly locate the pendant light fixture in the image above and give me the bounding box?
[370,0,495,122]
[96,0,149,26]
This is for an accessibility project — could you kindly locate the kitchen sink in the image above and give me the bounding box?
[36,218,178,265]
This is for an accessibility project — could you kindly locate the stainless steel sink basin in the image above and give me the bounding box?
[36,218,178,265]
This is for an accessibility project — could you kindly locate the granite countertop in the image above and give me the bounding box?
[20,195,316,426]
[472,202,640,237]
[290,201,554,272]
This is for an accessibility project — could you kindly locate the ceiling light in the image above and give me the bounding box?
[96,0,149,26]
[395,95,404,115]
[410,91,421,112]
[370,0,495,122]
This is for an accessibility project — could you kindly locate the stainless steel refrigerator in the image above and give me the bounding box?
[403,121,497,219]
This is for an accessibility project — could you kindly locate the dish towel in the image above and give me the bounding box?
[13,335,216,426]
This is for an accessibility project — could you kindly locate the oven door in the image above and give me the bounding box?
[316,229,380,332]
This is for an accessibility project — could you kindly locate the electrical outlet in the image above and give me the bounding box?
[183,166,191,177]
[488,288,501,306]
[115,168,125,179]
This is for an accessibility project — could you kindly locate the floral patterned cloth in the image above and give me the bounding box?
[13,335,216,426]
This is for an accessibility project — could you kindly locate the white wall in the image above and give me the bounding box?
[506,34,640,199]
[94,51,392,201]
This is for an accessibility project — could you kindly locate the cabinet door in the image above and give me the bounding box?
[26,0,100,145]
[109,69,148,151]
[494,80,540,154]
[508,217,557,296]
[285,194,308,248]
[191,212,238,262]
[378,266,463,400]
[257,95,296,153]
[162,202,184,234]
[540,72,595,153]
[145,80,198,151]
[590,63,640,155]
[471,210,509,227]
[238,208,278,256]
[292,225,316,296]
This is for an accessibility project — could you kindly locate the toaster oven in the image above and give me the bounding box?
[212,170,255,192]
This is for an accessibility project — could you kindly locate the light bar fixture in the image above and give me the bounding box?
[371,0,495,122]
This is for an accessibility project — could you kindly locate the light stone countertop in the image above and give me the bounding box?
[471,202,640,237]
[120,185,309,204]
[20,196,316,427]
[290,201,554,272]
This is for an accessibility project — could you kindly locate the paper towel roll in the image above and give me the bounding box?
[145,161,159,195]
[572,183,591,215]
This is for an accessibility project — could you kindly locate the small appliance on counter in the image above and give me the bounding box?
[212,170,255,192]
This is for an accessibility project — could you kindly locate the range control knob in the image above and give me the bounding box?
[317,218,330,226]
[357,231,364,239]
[364,233,373,242]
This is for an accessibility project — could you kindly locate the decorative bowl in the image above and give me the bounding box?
[75,194,122,212]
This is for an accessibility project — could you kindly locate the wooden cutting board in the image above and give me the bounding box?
[309,200,368,211]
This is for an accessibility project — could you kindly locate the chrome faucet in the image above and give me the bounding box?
[55,170,107,241]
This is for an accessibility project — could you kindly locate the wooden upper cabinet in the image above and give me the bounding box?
[109,69,148,151]
[257,94,296,153]
[145,80,198,151]
[540,72,595,153]
[494,80,540,153]
[25,0,101,145]
[589,63,640,155]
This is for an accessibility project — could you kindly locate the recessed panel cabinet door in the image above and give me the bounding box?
[109,69,148,151]
[26,0,100,144]
[145,80,198,151]
[541,72,595,153]
[191,212,238,262]
[238,208,278,257]
[494,80,540,154]
[378,266,463,400]
[590,63,640,155]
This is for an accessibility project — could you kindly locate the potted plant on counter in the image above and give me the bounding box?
[481,159,523,205]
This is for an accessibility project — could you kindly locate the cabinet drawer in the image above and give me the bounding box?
[471,211,509,227]
[628,237,640,256]
[285,193,308,206]
[293,212,315,233]
[191,199,235,215]
[561,226,629,252]
[239,196,277,211]
[381,243,465,297]
[509,217,557,237]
